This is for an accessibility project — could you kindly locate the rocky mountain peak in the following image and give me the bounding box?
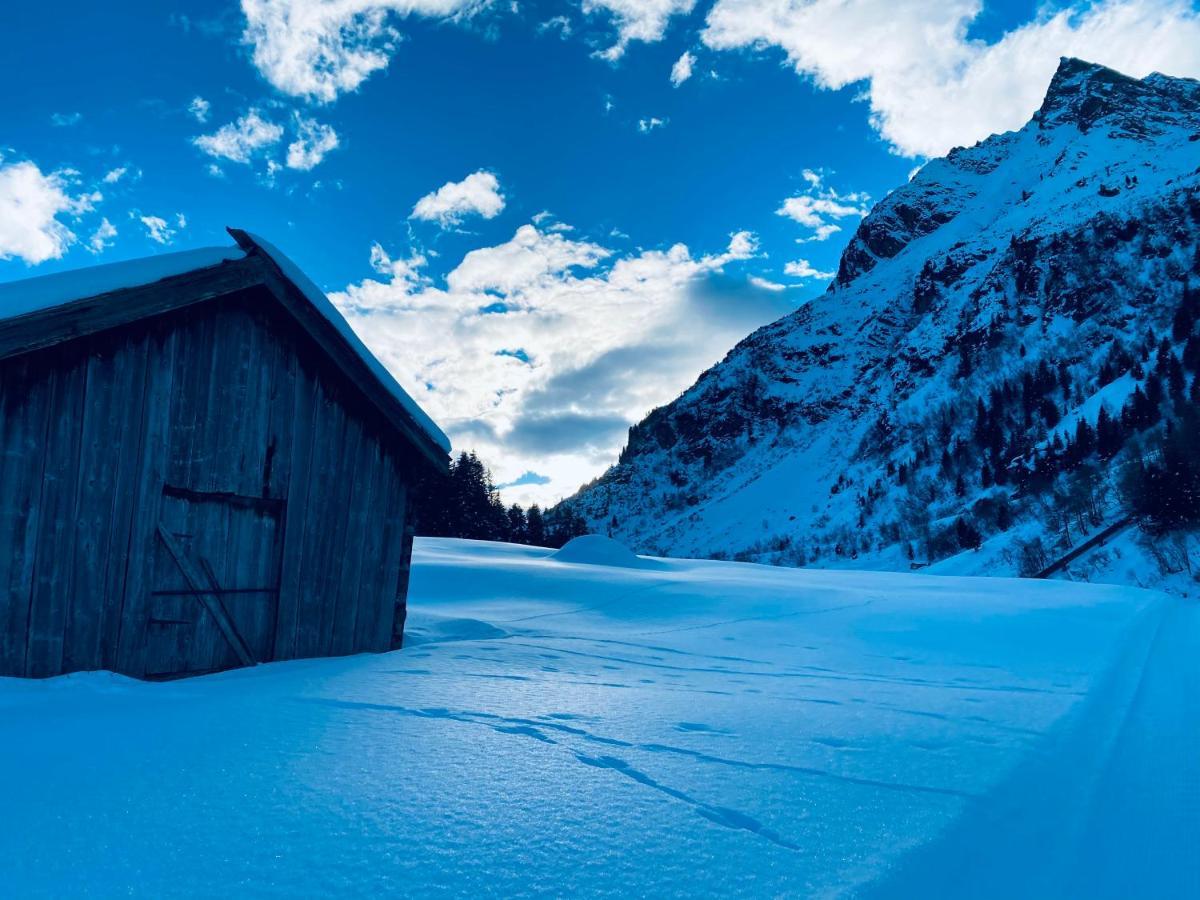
[1036,56,1200,134]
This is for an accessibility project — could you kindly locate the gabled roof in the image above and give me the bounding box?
[0,229,450,467]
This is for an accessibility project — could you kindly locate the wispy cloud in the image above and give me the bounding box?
[138,212,186,245]
[285,114,339,170]
[670,50,695,86]
[193,109,283,164]
[188,96,211,123]
[784,258,835,281]
[87,218,118,254]
[777,169,869,242]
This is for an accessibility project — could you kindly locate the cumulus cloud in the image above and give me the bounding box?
[188,96,211,122]
[50,112,82,127]
[0,160,98,265]
[776,169,869,242]
[330,223,775,506]
[239,0,479,102]
[784,258,835,281]
[702,0,1200,158]
[670,50,695,86]
[193,109,283,164]
[286,114,340,170]
[102,167,128,184]
[87,218,118,254]
[584,0,697,61]
[638,116,668,133]
[411,170,505,228]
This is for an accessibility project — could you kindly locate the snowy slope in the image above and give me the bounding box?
[561,59,1200,582]
[0,538,1192,897]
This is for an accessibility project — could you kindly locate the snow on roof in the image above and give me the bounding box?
[0,235,450,455]
[0,246,246,321]
[240,232,451,453]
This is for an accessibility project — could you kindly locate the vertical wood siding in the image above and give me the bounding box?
[0,290,419,678]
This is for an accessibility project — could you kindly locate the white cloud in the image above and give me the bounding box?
[412,170,505,228]
[239,0,479,102]
[139,213,185,245]
[102,167,127,184]
[330,223,776,506]
[702,0,1200,158]
[584,0,697,61]
[87,218,118,254]
[638,116,668,133]
[188,96,211,123]
[670,50,695,86]
[193,109,284,164]
[50,112,82,127]
[286,115,340,170]
[777,170,869,241]
[0,161,99,265]
[538,15,572,38]
[749,275,787,291]
[784,258,835,280]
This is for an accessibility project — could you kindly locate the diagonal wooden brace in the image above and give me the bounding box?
[156,524,256,668]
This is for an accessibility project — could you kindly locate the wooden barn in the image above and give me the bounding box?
[0,229,449,679]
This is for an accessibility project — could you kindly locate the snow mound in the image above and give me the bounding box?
[551,534,659,568]
[403,616,508,646]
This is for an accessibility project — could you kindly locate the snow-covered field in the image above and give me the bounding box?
[0,537,1195,897]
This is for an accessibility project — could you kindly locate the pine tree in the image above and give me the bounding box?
[1121,406,1200,533]
[526,504,546,547]
[1073,417,1096,462]
[1184,333,1200,372]
[954,517,982,551]
[506,504,528,544]
[1096,405,1124,460]
[1145,372,1165,410]
[1172,291,1196,342]
[1168,354,1187,403]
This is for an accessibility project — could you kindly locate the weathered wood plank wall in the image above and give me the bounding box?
[0,289,419,678]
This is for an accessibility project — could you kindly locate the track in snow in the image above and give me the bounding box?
[869,597,1200,898]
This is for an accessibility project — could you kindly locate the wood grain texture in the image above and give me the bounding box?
[0,285,439,679]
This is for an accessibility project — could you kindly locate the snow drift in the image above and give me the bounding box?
[0,538,1193,896]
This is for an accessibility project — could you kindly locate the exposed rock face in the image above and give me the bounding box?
[560,59,1200,577]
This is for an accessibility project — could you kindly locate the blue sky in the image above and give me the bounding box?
[3,0,1199,505]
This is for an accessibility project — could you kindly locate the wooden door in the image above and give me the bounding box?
[142,485,284,678]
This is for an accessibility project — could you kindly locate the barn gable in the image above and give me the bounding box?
[0,233,448,679]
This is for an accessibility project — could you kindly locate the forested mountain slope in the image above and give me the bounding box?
[561,59,1200,586]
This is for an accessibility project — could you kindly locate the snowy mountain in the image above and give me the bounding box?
[561,59,1200,583]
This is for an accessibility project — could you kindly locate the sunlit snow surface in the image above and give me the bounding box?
[0,538,1194,897]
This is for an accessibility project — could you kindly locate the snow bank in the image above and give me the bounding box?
[0,538,1186,897]
[551,534,662,568]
